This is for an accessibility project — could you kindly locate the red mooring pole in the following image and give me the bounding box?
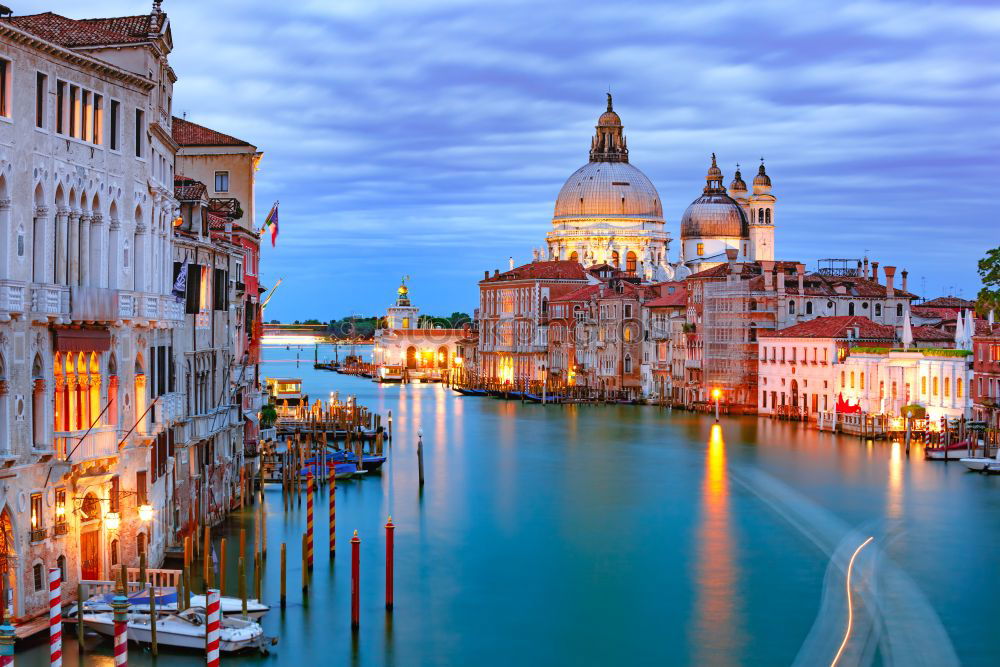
[329,466,336,557]
[306,472,314,570]
[351,530,361,630]
[385,517,394,611]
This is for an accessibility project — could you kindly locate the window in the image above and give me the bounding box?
[859,372,864,390]
[30,493,43,530]
[110,539,119,566]
[93,94,103,144]
[136,470,148,505]
[624,355,632,373]
[957,378,963,398]
[850,372,855,389]
[789,301,795,315]
[0,58,9,118]
[135,108,145,158]
[897,304,903,317]
[696,243,704,256]
[875,303,882,317]
[109,100,120,150]
[215,171,230,193]
[57,555,66,582]
[626,251,636,273]
[56,81,65,133]
[33,564,43,592]
[921,376,927,394]
[944,378,950,398]
[848,302,855,316]
[624,304,632,319]
[805,301,813,315]
[69,85,79,137]
[16,225,24,257]
[35,72,47,128]
[879,381,885,399]
[55,488,66,527]
[932,377,938,396]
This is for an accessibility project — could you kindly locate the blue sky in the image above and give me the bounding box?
[32,1,1000,319]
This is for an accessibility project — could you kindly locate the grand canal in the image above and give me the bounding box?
[25,343,1000,665]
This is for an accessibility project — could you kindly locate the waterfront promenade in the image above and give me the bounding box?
[27,343,1000,665]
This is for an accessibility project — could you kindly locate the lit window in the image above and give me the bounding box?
[0,58,10,118]
[696,243,704,256]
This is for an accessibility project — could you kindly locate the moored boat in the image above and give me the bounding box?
[66,589,270,621]
[82,608,276,654]
[924,440,982,460]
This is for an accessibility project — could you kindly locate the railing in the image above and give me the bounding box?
[29,528,47,542]
[116,291,184,323]
[162,296,184,322]
[56,426,119,463]
[126,568,181,588]
[0,280,27,316]
[53,522,69,536]
[191,405,239,439]
[260,427,277,442]
[29,283,69,317]
[141,294,158,320]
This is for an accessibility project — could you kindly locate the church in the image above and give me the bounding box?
[543,96,776,275]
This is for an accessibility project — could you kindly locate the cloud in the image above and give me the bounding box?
[24,0,1000,317]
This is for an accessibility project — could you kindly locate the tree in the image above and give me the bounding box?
[977,245,1000,315]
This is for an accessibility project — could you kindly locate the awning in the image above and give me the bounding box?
[54,328,111,353]
[243,410,259,425]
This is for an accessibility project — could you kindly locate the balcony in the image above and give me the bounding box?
[29,528,47,543]
[55,426,119,464]
[684,358,701,369]
[0,279,27,319]
[32,283,70,319]
[53,522,69,536]
[191,405,240,440]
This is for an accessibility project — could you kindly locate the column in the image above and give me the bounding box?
[133,225,147,292]
[32,206,49,283]
[55,208,69,285]
[89,214,103,288]
[79,214,91,286]
[0,199,10,279]
[107,220,120,289]
[67,211,80,286]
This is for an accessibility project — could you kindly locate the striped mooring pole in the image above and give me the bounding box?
[328,466,336,557]
[385,517,394,611]
[0,621,13,666]
[48,568,61,667]
[351,530,360,630]
[205,589,221,667]
[306,472,314,570]
[111,589,130,667]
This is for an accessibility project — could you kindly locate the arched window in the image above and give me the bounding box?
[875,304,882,317]
[957,378,963,398]
[932,377,939,396]
[541,297,548,315]
[859,372,865,390]
[624,355,632,374]
[56,555,66,583]
[921,376,927,394]
[805,301,813,315]
[848,302,855,316]
[611,251,620,268]
[765,209,771,224]
[569,251,578,262]
[107,355,118,426]
[788,301,795,315]
[850,372,855,389]
[110,538,119,566]
[31,355,44,449]
[758,209,764,224]
[626,251,636,273]
[944,378,950,398]
[748,299,757,311]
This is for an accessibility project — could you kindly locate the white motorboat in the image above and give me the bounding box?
[960,446,999,472]
[925,440,983,460]
[82,608,275,654]
[66,588,269,621]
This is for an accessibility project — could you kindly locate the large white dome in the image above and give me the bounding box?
[553,161,664,222]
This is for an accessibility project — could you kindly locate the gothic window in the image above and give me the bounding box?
[805,301,813,315]
[624,355,632,374]
[16,225,24,257]
[848,302,855,316]
[788,301,795,315]
[758,209,764,224]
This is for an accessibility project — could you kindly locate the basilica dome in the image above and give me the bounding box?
[553,161,663,221]
[553,94,663,223]
[680,154,749,239]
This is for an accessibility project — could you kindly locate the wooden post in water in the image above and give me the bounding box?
[219,538,227,594]
[261,501,268,559]
[385,517,394,611]
[417,429,425,487]
[388,410,392,440]
[280,543,287,609]
[240,528,246,567]
[351,530,361,630]
[149,583,158,656]
[238,557,247,618]
[254,552,262,601]
[76,582,84,650]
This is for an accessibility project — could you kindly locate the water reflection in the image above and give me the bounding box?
[887,442,903,520]
[692,424,744,663]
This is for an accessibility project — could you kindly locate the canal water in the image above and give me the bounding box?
[25,343,1000,665]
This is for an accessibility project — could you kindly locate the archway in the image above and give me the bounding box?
[80,491,102,580]
[437,345,448,369]
[405,346,417,370]
[569,251,578,262]
[611,250,619,268]
[626,251,636,273]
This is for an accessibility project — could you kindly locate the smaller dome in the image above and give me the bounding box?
[729,166,747,193]
[753,161,771,188]
[598,110,621,126]
[706,152,723,183]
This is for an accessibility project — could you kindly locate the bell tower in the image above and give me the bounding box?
[748,160,776,261]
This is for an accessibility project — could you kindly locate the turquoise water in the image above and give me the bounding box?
[23,343,1000,665]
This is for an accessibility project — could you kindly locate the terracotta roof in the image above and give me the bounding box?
[760,316,896,340]
[910,326,953,342]
[3,12,160,48]
[207,213,229,230]
[172,116,252,147]
[910,306,945,320]
[482,260,588,283]
[921,296,976,309]
[174,176,206,201]
[552,285,601,303]
[646,286,688,308]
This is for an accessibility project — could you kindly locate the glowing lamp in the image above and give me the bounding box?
[55,505,66,519]
[455,357,463,365]
[105,511,121,530]
[711,388,722,400]
[138,504,154,522]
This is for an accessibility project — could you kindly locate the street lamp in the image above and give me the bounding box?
[105,511,121,531]
[138,504,154,523]
[711,388,722,422]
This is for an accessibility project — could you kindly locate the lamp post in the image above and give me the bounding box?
[712,388,722,422]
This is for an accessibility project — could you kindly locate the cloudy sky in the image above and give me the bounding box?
[28,0,1000,318]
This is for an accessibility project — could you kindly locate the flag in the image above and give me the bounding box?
[172,263,188,302]
[261,201,279,247]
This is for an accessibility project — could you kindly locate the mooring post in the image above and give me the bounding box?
[280,543,287,609]
[385,517,394,611]
[417,429,424,487]
[351,530,361,630]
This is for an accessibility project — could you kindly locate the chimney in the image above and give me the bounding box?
[871,261,879,282]
[509,257,514,271]
[494,269,500,278]
[884,266,896,298]
[484,270,489,281]
[776,267,786,294]
[761,260,775,291]
[863,257,869,280]
[796,263,805,295]
[901,269,908,294]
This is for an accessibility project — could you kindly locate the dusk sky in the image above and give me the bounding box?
[27,0,1000,320]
